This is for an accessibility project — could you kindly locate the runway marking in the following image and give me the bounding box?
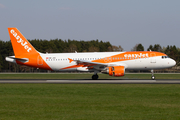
[46,80,157,83]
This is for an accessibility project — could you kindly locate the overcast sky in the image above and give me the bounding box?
[0,0,180,51]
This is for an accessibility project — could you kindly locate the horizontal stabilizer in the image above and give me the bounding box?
[5,56,29,63]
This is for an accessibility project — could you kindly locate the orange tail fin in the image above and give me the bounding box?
[8,28,38,57]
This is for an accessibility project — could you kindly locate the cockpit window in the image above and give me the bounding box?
[162,56,169,59]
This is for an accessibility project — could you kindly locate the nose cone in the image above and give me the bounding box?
[169,59,176,67]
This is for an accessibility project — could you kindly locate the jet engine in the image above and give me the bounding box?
[102,66,125,77]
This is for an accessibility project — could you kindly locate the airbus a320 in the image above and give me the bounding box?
[6,28,176,80]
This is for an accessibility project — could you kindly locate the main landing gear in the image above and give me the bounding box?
[92,74,99,80]
[151,70,155,80]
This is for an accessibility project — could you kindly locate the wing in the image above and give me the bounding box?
[68,58,107,70]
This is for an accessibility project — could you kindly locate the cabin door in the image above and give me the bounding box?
[150,53,156,63]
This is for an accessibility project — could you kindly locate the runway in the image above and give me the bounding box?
[1,79,180,84]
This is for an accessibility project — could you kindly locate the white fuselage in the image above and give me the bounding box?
[39,52,176,72]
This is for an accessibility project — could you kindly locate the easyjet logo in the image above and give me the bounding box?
[124,53,149,58]
[10,29,32,52]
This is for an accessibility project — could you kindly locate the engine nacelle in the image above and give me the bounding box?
[103,66,125,77]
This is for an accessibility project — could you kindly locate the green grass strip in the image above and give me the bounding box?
[0,84,180,120]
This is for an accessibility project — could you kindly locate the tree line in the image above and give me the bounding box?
[133,43,180,66]
[0,39,179,72]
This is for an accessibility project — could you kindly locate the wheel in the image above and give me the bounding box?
[151,70,155,80]
[151,76,155,80]
[92,74,99,80]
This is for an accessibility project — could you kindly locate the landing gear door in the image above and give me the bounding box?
[150,53,156,63]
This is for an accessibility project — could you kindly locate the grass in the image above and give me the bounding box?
[0,84,180,120]
[0,73,180,79]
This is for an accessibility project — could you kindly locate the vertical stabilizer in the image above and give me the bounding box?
[7,28,52,70]
[8,28,38,57]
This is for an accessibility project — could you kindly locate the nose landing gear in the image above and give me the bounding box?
[151,70,155,80]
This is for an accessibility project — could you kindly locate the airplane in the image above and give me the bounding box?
[6,28,176,80]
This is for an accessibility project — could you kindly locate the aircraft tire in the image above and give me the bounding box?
[151,76,155,80]
[92,74,99,80]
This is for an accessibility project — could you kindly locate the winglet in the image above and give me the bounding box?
[68,58,73,63]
